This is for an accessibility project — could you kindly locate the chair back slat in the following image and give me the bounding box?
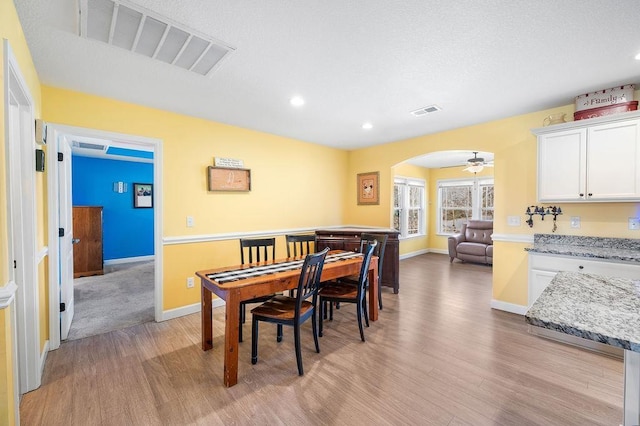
[240,237,276,264]
[286,234,316,258]
[356,241,377,300]
[359,233,387,278]
[295,247,329,317]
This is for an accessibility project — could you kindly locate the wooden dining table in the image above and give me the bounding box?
[196,250,379,387]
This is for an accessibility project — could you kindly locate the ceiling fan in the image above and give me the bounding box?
[463,152,494,173]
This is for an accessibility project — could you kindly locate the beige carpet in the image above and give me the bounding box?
[66,261,155,341]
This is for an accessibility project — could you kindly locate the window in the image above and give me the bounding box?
[438,178,494,234]
[393,177,425,238]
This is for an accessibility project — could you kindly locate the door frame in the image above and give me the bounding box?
[3,39,40,400]
[46,124,163,349]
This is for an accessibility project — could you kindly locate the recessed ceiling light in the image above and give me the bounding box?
[290,96,305,107]
[362,122,373,130]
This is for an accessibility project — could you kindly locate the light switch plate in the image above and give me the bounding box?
[507,216,521,226]
[186,216,194,227]
[187,277,195,288]
[629,217,640,230]
[570,216,581,229]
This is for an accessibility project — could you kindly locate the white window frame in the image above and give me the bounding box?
[437,177,494,236]
[393,176,426,239]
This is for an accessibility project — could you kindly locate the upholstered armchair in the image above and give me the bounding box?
[447,220,493,265]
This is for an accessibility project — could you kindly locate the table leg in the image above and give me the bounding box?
[624,349,640,426]
[201,283,213,351]
[223,292,240,387]
[368,258,379,321]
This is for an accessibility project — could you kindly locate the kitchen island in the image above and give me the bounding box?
[526,271,640,425]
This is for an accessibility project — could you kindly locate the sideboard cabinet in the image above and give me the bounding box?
[315,227,400,293]
[532,111,640,202]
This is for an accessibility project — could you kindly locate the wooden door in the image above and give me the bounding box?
[72,206,103,278]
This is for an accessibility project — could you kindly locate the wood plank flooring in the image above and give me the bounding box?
[20,253,623,425]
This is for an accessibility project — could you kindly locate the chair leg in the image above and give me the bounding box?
[362,298,369,328]
[329,302,334,320]
[319,299,324,337]
[356,303,365,342]
[378,281,383,310]
[276,324,283,342]
[239,305,244,343]
[294,323,303,375]
[251,317,259,365]
[312,309,320,353]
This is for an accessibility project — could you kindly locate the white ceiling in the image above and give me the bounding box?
[15,0,640,164]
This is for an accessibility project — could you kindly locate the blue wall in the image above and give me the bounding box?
[72,156,154,261]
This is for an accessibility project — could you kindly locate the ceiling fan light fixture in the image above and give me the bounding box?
[464,164,484,173]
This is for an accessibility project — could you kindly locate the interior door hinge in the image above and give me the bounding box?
[57,152,63,161]
[60,302,66,312]
[59,228,65,237]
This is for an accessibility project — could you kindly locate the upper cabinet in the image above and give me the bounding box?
[532,111,640,202]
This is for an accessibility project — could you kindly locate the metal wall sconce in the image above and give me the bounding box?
[526,205,563,232]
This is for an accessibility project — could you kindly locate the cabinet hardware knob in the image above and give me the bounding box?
[579,193,584,197]
[588,193,593,197]
[578,265,584,269]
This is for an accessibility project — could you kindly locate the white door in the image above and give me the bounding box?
[58,136,75,340]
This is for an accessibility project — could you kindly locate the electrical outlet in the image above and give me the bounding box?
[507,216,521,227]
[629,217,640,230]
[187,277,195,288]
[570,216,581,229]
[186,216,194,227]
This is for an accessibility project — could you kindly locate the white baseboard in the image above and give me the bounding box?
[104,255,155,266]
[40,339,49,382]
[427,248,448,255]
[490,299,528,315]
[399,249,429,260]
[160,298,225,322]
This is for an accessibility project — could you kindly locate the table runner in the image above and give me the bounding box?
[207,251,363,284]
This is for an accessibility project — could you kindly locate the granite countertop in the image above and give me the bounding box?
[525,234,640,263]
[525,271,640,352]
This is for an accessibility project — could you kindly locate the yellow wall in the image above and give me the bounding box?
[42,86,349,310]
[1,0,43,423]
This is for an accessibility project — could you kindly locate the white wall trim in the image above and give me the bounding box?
[39,340,49,378]
[0,281,18,309]
[160,298,225,322]
[399,249,430,260]
[163,225,344,245]
[491,233,534,244]
[37,246,48,264]
[104,255,155,266]
[427,248,448,256]
[490,299,528,315]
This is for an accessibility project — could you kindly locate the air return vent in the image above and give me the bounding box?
[72,141,106,150]
[79,0,235,77]
[410,105,442,117]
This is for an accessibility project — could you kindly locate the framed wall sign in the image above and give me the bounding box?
[133,183,153,208]
[208,166,251,192]
[357,171,379,205]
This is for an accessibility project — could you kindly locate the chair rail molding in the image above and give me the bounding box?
[491,233,534,244]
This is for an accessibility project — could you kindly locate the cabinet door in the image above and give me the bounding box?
[528,268,556,308]
[587,119,640,200]
[538,128,587,201]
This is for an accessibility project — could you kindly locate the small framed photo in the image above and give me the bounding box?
[133,183,153,208]
[357,171,379,205]
[207,166,251,192]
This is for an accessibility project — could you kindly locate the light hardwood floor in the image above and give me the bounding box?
[20,253,623,425]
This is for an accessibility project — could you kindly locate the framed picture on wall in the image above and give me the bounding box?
[133,183,153,208]
[357,171,379,205]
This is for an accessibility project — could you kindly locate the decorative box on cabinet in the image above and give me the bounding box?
[315,227,400,293]
[532,110,640,202]
[72,206,104,278]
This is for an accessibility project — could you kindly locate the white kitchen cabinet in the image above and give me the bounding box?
[533,111,640,202]
[527,252,640,307]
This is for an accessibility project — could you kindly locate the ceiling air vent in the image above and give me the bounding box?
[79,0,235,77]
[411,105,442,117]
[72,141,106,150]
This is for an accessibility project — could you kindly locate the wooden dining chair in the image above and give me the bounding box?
[319,241,376,342]
[250,247,330,376]
[285,234,316,258]
[238,237,277,342]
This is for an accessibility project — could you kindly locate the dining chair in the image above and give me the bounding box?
[319,241,377,342]
[285,234,316,258]
[250,247,330,376]
[238,237,277,342]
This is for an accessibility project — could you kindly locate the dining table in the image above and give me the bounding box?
[196,250,379,387]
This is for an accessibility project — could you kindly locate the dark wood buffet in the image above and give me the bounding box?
[315,227,400,293]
